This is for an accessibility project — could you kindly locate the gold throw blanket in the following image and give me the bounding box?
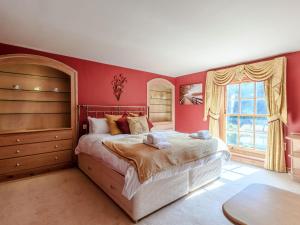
[103,133,219,183]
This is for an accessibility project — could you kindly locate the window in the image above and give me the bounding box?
[225,81,268,151]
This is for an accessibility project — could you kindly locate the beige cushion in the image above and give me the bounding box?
[127,116,149,134]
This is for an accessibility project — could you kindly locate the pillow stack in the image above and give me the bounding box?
[88,113,153,135]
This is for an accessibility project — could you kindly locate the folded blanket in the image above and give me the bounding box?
[147,132,167,145]
[103,133,219,183]
[143,139,171,149]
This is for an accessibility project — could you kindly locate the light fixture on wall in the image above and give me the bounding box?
[34,87,41,91]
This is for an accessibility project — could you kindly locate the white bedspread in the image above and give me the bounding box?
[75,131,230,199]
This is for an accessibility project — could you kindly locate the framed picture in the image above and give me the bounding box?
[179,83,203,105]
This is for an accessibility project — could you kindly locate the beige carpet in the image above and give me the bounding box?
[0,161,300,225]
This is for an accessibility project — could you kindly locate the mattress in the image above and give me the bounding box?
[75,131,230,199]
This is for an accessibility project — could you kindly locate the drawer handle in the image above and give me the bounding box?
[87,166,92,171]
[16,150,21,154]
[110,185,115,190]
[55,145,59,148]
[55,135,59,139]
[16,139,21,142]
[16,163,21,167]
[55,156,59,160]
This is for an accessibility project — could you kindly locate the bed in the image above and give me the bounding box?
[76,105,230,221]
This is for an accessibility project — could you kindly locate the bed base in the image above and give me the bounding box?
[78,153,222,221]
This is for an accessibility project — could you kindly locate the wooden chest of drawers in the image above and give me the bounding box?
[0,129,74,180]
[286,134,300,182]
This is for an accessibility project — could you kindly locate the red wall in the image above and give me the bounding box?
[286,52,300,134]
[175,71,208,133]
[0,43,174,106]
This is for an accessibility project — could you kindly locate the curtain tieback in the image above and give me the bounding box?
[268,114,281,123]
[209,111,219,120]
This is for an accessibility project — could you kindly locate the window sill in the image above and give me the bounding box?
[229,147,265,168]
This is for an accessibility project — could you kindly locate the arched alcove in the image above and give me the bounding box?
[147,78,175,130]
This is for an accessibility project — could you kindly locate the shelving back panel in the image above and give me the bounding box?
[0,63,71,132]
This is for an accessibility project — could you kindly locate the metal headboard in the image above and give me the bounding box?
[78,105,147,136]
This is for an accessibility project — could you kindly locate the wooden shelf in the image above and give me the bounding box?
[152,120,172,123]
[149,104,171,106]
[0,112,70,115]
[149,111,172,113]
[0,87,70,94]
[0,70,69,80]
[0,99,70,103]
[150,89,172,93]
[150,97,171,100]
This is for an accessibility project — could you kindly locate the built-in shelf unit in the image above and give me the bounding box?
[147,78,175,130]
[286,133,300,182]
[0,54,77,181]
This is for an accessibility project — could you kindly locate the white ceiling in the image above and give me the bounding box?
[1,0,300,77]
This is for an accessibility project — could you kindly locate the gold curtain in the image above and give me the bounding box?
[204,57,287,172]
[204,73,224,136]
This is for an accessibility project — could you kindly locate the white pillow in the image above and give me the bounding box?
[88,117,109,134]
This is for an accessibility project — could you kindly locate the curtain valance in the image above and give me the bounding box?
[204,57,287,124]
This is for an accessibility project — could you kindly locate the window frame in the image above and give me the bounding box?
[223,79,268,155]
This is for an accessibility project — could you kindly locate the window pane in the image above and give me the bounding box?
[241,100,254,114]
[255,133,267,150]
[241,82,254,98]
[226,116,238,131]
[255,117,268,132]
[256,82,265,98]
[240,116,253,132]
[227,132,238,145]
[239,132,254,148]
[227,100,239,114]
[227,84,239,114]
[256,99,268,114]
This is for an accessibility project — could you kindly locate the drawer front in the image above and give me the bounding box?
[293,168,300,176]
[292,139,300,153]
[79,154,126,204]
[0,130,72,146]
[0,139,72,159]
[292,157,300,170]
[0,150,72,175]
